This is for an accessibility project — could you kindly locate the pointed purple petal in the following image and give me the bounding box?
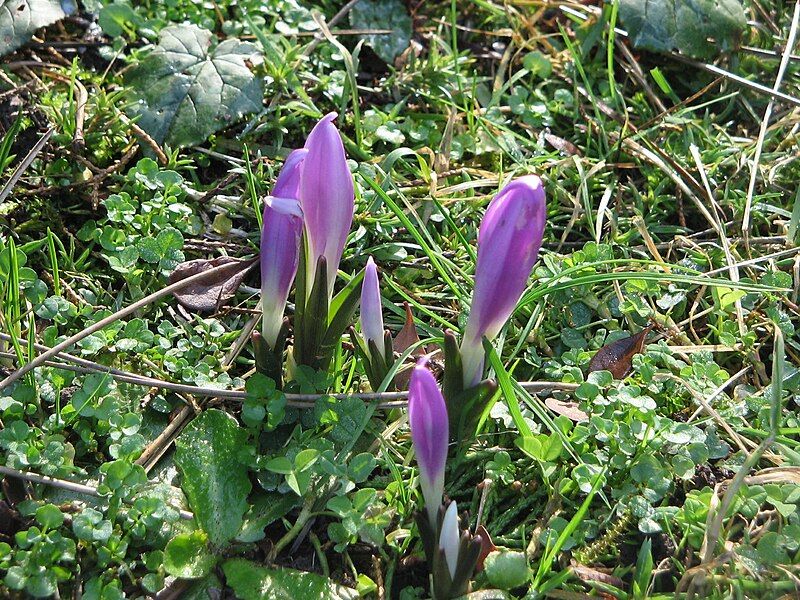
[408,358,449,524]
[360,257,384,359]
[300,113,354,296]
[259,152,307,347]
[461,176,546,385]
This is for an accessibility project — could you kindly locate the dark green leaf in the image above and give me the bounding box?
[618,0,746,60]
[0,0,76,57]
[222,558,358,600]
[126,25,264,146]
[349,0,411,63]
[175,409,251,547]
[164,531,217,579]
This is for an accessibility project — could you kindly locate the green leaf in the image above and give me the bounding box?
[35,504,64,529]
[618,0,746,60]
[237,493,300,543]
[73,507,112,542]
[25,570,57,598]
[222,558,359,600]
[350,0,411,63]
[97,2,138,37]
[125,25,264,147]
[0,0,77,57]
[175,409,251,547]
[164,531,217,579]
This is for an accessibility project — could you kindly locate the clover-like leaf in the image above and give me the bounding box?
[618,0,746,60]
[125,24,264,147]
[0,0,77,57]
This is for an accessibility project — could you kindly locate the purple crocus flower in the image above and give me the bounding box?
[408,357,449,525]
[360,257,384,360]
[260,149,307,348]
[299,113,354,297]
[460,176,546,386]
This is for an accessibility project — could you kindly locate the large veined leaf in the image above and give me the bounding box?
[350,0,412,64]
[222,559,359,600]
[125,24,264,147]
[618,0,746,60]
[174,409,251,547]
[0,0,77,56]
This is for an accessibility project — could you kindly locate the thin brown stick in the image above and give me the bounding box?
[742,0,800,246]
[0,259,256,391]
[0,346,573,407]
[0,465,193,520]
[0,127,54,205]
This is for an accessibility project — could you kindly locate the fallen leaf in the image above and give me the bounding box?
[545,397,589,422]
[474,524,496,572]
[588,325,653,378]
[544,132,580,156]
[169,256,256,313]
[571,563,625,588]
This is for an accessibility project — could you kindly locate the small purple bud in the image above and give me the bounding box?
[260,151,307,348]
[272,148,308,199]
[461,176,546,386]
[439,501,460,580]
[408,358,449,525]
[300,113,354,297]
[360,257,384,360]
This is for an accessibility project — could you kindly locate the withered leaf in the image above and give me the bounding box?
[544,132,580,156]
[392,303,434,391]
[474,524,496,572]
[570,563,625,588]
[588,325,653,379]
[169,256,256,313]
[545,397,589,422]
[393,302,423,355]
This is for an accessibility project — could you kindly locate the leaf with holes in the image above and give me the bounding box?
[175,409,251,547]
[125,24,263,147]
[0,0,77,57]
[618,0,746,60]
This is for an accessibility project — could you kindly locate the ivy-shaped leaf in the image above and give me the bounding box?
[0,0,77,57]
[349,0,412,64]
[175,409,251,547]
[618,0,746,60]
[125,24,264,147]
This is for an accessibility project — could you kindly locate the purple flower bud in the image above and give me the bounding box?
[260,150,307,348]
[461,176,546,386]
[439,501,460,580]
[300,113,354,297]
[408,357,449,525]
[360,257,384,360]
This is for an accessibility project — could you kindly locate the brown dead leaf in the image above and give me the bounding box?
[393,302,423,355]
[169,256,257,313]
[392,303,425,390]
[570,563,625,588]
[545,397,589,422]
[588,324,653,379]
[544,132,580,156]
[474,525,496,572]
